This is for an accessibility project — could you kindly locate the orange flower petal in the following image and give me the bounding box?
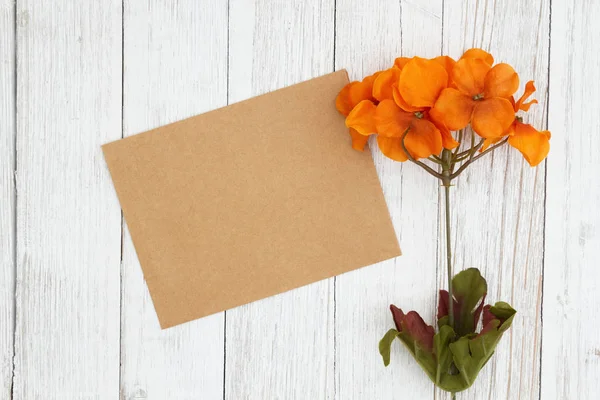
[404,118,443,159]
[394,57,411,70]
[505,120,517,136]
[508,122,550,166]
[433,56,456,74]
[393,85,423,112]
[336,82,355,116]
[515,80,538,111]
[471,97,515,138]
[430,88,475,131]
[348,79,374,106]
[432,56,456,86]
[349,128,369,151]
[460,48,494,66]
[509,96,517,112]
[451,58,491,97]
[346,100,378,136]
[519,98,538,112]
[374,99,413,138]
[441,128,459,150]
[398,57,449,108]
[373,68,401,101]
[337,72,380,116]
[480,136,503,152]
[484,63,520,99]
[430,118,459,150]
[377,136,408,162]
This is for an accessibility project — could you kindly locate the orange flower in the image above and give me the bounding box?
[374,99,443,161]
[336,72,379,116]
[507,120,551,166]
[346,100,378,136]
[431,50,519,139]
[508,81,550,166]
[392,57,459,151]
[397,57,448,108]
[336,72,380,150]
[347,58,459,160]
[480,81,550,166]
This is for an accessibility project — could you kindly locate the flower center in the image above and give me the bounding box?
[472,93,484,101]
[516,116,523,123]
[414,111,424,119]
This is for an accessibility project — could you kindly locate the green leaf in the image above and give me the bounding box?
[490,302,517,332]
[452,268,487,335]
[431,325,472,393]
[379,329,399,366]
[438,315,450,329]
[451,322,501,385]
[434,325,456,384]
[406,336,436,382]
[449,302,517,388]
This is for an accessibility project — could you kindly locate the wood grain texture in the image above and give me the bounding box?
[334,1,442,399]
[120,1,228,399]
[13,1,122,398]
[0,0,15,398]
[7,1,600,399]
[439,1,550,399]
[225,1,336,399]
[542,0,600,398]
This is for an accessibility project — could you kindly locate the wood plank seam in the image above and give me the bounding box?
[118,0,125,398]
[333,2,338,400]
[538,0,552,399]
[9,1,17,398]
[224,2,231,399]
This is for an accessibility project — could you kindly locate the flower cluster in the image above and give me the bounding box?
[336,48,550,166]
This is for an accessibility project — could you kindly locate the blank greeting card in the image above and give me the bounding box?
[102,70,400,328]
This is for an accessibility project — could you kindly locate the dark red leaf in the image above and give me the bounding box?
[482,304,494,327]
[437,290,461,322]
[437,290,449,319]
[479,305,497,336]
[438,290,486,335]
[402,311,435,351]
[390,305,434,351]
[390,304,405,332]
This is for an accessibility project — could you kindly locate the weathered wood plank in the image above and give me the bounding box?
[13,1,122,398]
[439,1,550,399]
[334,1,443,399]
[0,0,15,397]
[225,1,336,399]
[120,1,228,399]
[542,0,600,398]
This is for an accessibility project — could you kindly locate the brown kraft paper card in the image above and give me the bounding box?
[102,70,401,328]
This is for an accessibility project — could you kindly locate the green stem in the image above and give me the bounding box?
[428,156,444,165]
[451,393,457,400]
[450,138,507,180]
[452,130,464,159]
[444,181,454,329]
[440,149,454,330]
[400,130,445,180]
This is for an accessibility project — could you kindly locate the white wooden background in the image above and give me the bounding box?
[0,0,598,399]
